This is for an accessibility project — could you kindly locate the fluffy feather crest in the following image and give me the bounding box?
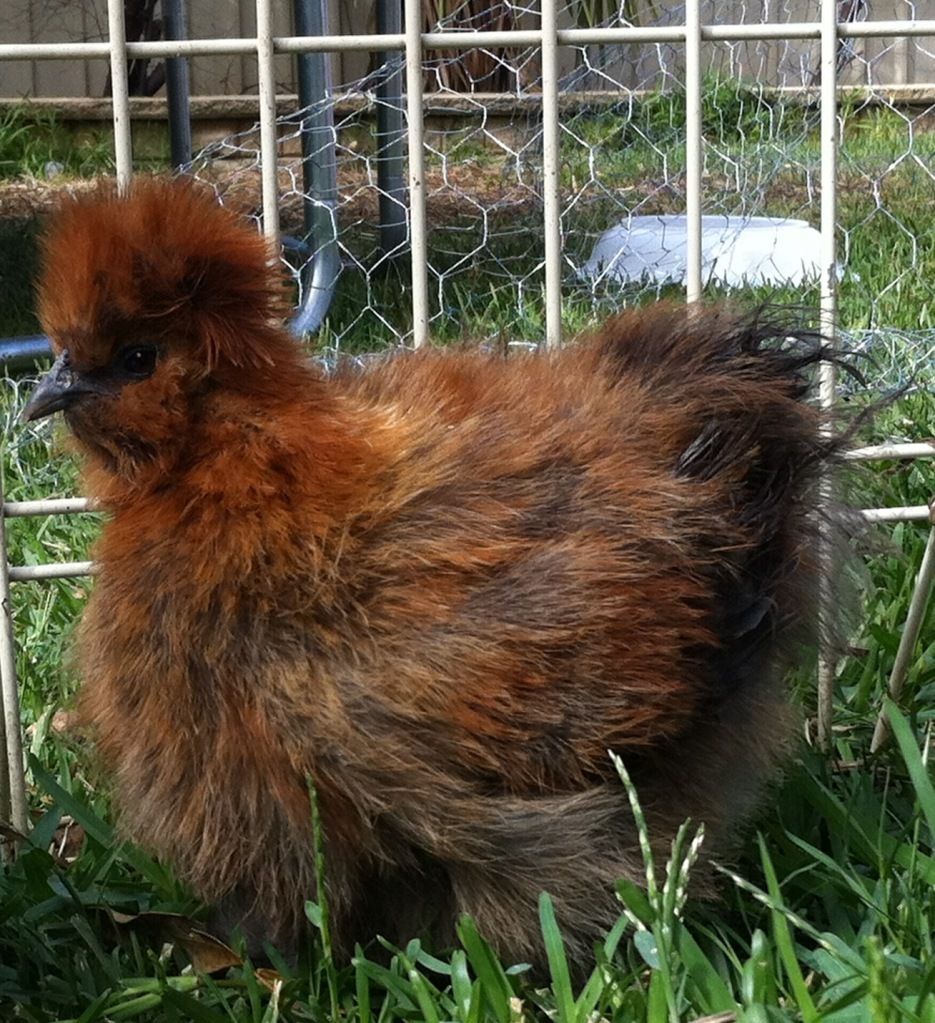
[37,177,289,370]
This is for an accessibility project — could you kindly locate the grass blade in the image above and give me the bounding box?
[354,946,373,1023]
[886,701,935,846]
[758,835,819,1023]
[677,928,736,1013]
[456,916,512,1023]
[539,892,577,1023]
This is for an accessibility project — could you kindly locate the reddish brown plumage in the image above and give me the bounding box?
[30,177,839,969]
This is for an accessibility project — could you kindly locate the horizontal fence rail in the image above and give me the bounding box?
[4,443,933,580]
[1,499,94,517]
[845,443,935,462]
[7,563,97,583]
[2,21,935,62]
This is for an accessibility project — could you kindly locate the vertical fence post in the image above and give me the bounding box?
[541,0,563,348]
[289,0,341,338]
[256,0,281,251]
[684,0,703,304]
[106,0,133,189]
[163,0,193,170]
[376,0,408,258]
[0,498,10,834]
[0,482,28,837]
[403,0,429,347]
[816,0,839,751]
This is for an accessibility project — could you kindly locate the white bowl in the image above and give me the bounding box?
[582,214,828,289]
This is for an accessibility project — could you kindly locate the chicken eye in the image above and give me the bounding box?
[117,345,158,379]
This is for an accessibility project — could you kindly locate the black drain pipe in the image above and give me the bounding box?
[288,0,340,338]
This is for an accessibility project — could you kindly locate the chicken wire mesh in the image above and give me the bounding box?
[186,0,935,417]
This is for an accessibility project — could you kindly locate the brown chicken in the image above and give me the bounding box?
[25,177,839,970]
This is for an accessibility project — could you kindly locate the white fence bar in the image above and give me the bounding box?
[4,509,929,580]
[8,562,97,582]
[4,450,928,506]
[816,0,840,751]
[2,20,934,63]
[845,443,935,462]
[3,499,94,517]
[404,0,429,347]
[862,505,933,523]
[255,0,280,251]
[818,0,839,412]
[684,0,703,304]
[541,0,563,348]
[105,0,132,189]
[819,0,838,399]
[566,21,935,42]
[5,493,928,532]
[0,483,27,835]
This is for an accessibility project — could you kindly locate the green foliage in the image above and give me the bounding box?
[615,74,814,148]
[0,106,114,180]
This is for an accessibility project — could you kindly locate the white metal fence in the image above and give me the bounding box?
[1,0,934,836]
[4,1,934,99]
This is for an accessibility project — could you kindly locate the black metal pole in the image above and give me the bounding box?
[163,0,192,169]
[376,0,407,257]
[289,0,340,337]
[0,336,51,370]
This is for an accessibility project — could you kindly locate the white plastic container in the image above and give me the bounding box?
[582,214,827,289]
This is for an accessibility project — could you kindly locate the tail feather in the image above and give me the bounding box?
[594,304,848,704]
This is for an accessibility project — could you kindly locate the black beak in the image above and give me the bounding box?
[22,352,100,423]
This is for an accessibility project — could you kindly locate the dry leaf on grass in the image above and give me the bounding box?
[256,967,286,993]
[109,910,243,974]
[49,815,85,865]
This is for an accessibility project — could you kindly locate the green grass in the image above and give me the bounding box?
[0,107,116,182]
[2,83,935,1020]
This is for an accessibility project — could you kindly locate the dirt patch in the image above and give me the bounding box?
[0,154,903,233]
[0,158,543,231]
[192,156,544,232]
[0,177,100,220]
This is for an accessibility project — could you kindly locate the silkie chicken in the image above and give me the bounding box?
[24,177,842,971]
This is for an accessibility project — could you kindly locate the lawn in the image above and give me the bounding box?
[1,86,934,1021]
